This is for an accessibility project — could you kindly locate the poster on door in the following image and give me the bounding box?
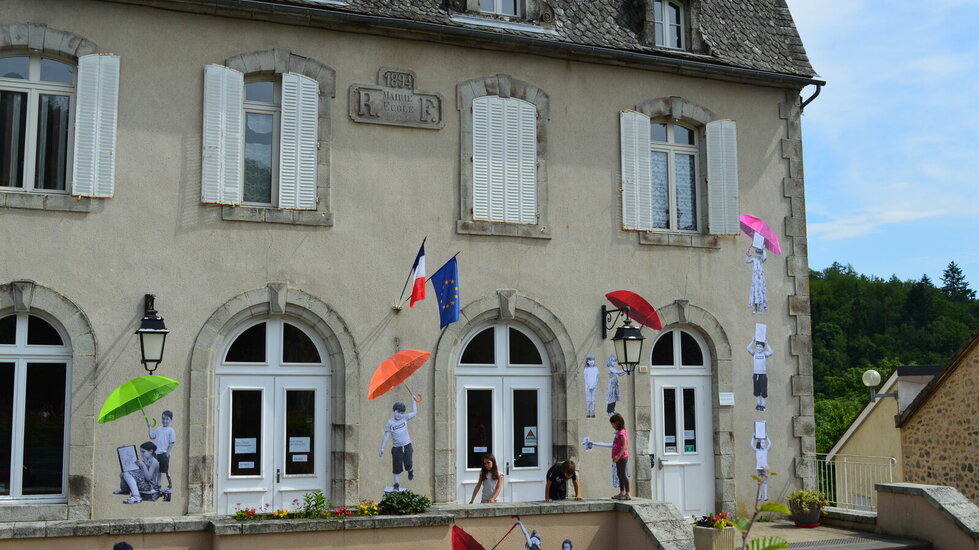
[523,426,538,447]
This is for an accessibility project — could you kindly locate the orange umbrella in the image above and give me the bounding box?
[367,349,431,401]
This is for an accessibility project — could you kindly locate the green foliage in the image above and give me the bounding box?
[759,501,790,515]
[293,490,330,519]
[743,536,790,550]
[378,490,432,515]
[787,490,828,511]
[810,262,979,451]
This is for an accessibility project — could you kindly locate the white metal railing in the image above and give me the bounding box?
[808,453,897,512]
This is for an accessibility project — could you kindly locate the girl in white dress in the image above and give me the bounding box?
[746,232,768,314]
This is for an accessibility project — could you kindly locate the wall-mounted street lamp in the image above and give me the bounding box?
[136,294,170,374]
[862,369,896,403]
[602,305,645,375]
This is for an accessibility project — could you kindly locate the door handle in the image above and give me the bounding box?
[276,468,281,483]
[657,457,669,470]
[506,461,510,476]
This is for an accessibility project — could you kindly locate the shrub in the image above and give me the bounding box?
[378,490,432,515]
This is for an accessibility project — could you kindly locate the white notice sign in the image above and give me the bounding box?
[522,447,536,454]
[523,426,538,447]
[292,454,308,462]
[289,437,311,453]
[683,430,695,439]
[234,437,257,454]
[238,461,255,469]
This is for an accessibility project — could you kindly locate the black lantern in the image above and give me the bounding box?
[136,294,169,374]
[602,305,646,375]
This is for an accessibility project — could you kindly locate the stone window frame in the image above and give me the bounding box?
[0,23,99,214]
[0,280,98,521]
[431,290,573,502]
[456,74,551,239]
[632,96,721,249]
[218,49,336,227]
[448,0,556,27]
[186,284,360,511]
[630,300,735,513]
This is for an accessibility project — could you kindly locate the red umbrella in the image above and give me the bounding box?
[452,526,487,550]
[605,291,662,330]
[367,350,430,402]
[739,214,782,255]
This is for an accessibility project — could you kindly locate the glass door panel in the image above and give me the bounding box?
[230,389,263,477]
[466,388,494,469]
[511,389,538,468]
[22,363,66,495]
[284,390,315,475]
[0,363,12,496]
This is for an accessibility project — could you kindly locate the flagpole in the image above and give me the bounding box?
[396,237,426,309]
[426,251,461,284]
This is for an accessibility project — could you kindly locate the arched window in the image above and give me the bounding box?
[0,311,72,500]
[650,328,706,370]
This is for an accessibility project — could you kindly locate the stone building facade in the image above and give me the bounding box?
[0,0,821,538]
[899,331,979,503]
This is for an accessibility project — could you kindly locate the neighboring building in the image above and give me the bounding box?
[899,331,979,503]
[0,0,820,538]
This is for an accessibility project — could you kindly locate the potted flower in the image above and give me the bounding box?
[786,490,828,528]
[692,512,737,550]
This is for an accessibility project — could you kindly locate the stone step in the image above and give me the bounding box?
[738,535,932,550]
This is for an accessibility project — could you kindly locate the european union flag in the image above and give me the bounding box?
[431,257,460,329]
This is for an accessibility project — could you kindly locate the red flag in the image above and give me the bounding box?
[409,243,426,308]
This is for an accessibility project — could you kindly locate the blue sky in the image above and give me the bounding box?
[785,0,979,290]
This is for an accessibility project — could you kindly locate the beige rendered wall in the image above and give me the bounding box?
[0,0,810,519]
[0,532,210,550]
[901,345,979,503]
[877,491,979,550]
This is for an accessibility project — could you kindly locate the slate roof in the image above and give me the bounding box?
[272,0,816,78]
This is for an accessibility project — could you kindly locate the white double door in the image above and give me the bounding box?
[456,376,550,503]
[649,374,714,517]
[217,375,329,514]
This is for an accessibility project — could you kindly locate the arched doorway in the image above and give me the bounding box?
[215,317,331,513]
[648,328,714,516]
[455,321,551,502]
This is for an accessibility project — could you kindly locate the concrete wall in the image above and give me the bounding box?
[901,342,979,503]
[876,484,979,550]
[0,0,813,521]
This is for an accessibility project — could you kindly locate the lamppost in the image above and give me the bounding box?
[601,305,645,374]
[136,294,169,374]
[861,369,896,403]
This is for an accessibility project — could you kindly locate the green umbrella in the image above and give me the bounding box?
[98,374,179,427]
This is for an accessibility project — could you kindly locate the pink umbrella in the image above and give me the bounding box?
[739,214,782,255]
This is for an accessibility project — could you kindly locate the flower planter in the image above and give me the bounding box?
[790,505,822,528]
[693,526,736,550]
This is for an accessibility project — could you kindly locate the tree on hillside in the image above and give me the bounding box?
[940,261,976,301]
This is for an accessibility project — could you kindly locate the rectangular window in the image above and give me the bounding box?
[244,112,274,204]
[466,389,493,469]
[230,389,262,476]
[284,390,315,475]
[35,94,71,191]
[682,387,696,453]
[511,389,538,468]
[0,90,27,188]
[481,0,519,16]
[662,387,677,453]
[0,362,13,496]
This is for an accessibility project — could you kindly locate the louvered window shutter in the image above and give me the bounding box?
[513,98,537,224]
[201,64,243,205]
[278,72,319,210]
[72,54,120,198]
[472,97,493,221]
[620,110,653,230]
[706,119,740,234]
[473,96,537,223]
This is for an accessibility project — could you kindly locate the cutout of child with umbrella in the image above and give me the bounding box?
[369,349,430,493]
[740,215,782,314]
[99,374,179,504]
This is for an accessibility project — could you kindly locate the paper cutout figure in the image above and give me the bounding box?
[148,409,175,494]
[583,354,600,418]
[605,355,625,416]
[746,232,768,314]
[582,435,631,490]
[748,324,773,412]
[113,441,160,504]
[516,520,542,550]
[379,397,417,491]
[562,540,574,550]
[114,543,134,550]
[751,424,771,501]
[469,453,504,503]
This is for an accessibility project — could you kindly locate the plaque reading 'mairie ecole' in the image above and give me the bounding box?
[348,67,445,130]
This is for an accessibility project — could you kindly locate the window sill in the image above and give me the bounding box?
[0,191,93,213]
[449,14,557,35]
[638,231,719,249]
[222,206,334,227]
[457,220,551,239]
[0,502,67,523]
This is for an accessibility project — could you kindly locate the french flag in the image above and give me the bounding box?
[409,243,426,308]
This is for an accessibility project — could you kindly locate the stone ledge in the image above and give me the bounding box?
[456,219,551,239]
[222,205,334,226]
[877,483,979,538]
[822,506,876,525]
[639,231,720,249]
[0,191,94,213]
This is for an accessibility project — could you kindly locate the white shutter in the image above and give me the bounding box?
[515,99,537,224]
[72,54,119,198]
[488,97,505,222]
[201,64,243,205]
[278,72,319,210]
[620,110,652,230]
[706,119,740,234]
[472,97,491,220]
